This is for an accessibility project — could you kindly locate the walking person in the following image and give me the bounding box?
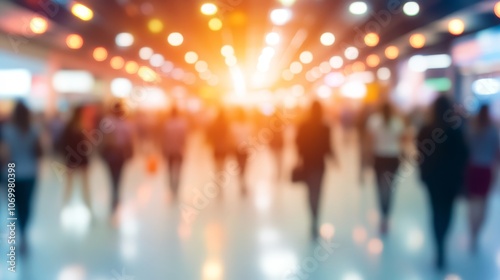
[295,101,336,238]
[161,107,189,200]
[0,101,42,255]
[417,95,469,270]
[60,106,93,213]
[100,102,133,220]
[230,108,253,196]
[464,104,499,253]
[207,109,231,193]
[366,102,406,235]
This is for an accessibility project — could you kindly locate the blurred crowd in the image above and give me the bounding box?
[0,90,499,271]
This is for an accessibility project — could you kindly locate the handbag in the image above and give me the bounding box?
[291,164,307,183]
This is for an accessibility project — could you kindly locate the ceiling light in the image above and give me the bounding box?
[448,19,465,36]
[148,18,163,33]
[403,2,420,16]
[201,3,218,15]
[385,46,399,60]
[185,51,199,64]
[299,51,313,64]
[139,47,153,60]
[115,32,134,47]
[30,16,48,34]
[221,45,234,57]
[345,47,359,60]
[66,34,83,49]
[270,8,292,25]
[265,32,280,46]
[209,18,223,31]
[364,32,379,47]
[329,56,344,69]
[110,56,124,70]
[93,47,107,62]
[320,32,335,46]
[168,32,184,46]
[349,1,368,15]
[71,3,93,21]
[366,54,380,68]
[409,33,426,48]
[150,54,164,67]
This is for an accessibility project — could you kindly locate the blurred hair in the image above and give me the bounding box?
[112,101,126,118]
[12,101,31,132]
[309,101,323,122]
[432,95,454,126]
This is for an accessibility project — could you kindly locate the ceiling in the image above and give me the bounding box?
[1,0,499,94]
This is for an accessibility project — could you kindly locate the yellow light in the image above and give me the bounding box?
[364,32,379,47]
[221,45,234,57]
[385,46,399,60]
[201,3,218,15]
[71,3,94,21]
[208,18,223,31]
[168,32,184,46]
[495,1,500,18]
[352,61,365,72]
[125,61,139,74]
[409,33,426,48]
[138,66,157,82]
[30,17,48,34]
[366,54,380,68]
[148,18,163,33]
[448,19,465,35]
[66,34,83,49]
[229,11,246,26]
[93,47,108,62]
[110,56,124,70]
[185,51,199,64]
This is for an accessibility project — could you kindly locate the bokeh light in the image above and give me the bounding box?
[448,19,465,35]
[93,47,108,62]
[368,238,384,255]
[148,18,163,33]
[115,32,134,47]
[168,32,184,46]
[208,18,223,31]
[221,45,234,57]
[366,54,380,68]
[377,67,391,80]
[139,47,154,60]
[352,61,366,72]
[30,17,48,34]
[349,1,368,15]
[265,32,280,46]
[364,32,379,47]
[409,33,426,48]
[385,46,399,60]
[66,34,83,49]
[125,61,139,74]
[299,51,313,64]
[201,3,218,15]
[110,56,124,70]
[329,56,344,69]
[185,51,199,64]
[320,32,335,46]
[403,1,420,16]
[149,54,164,67]
[345,46,359,60]
[195,60,209,72]
[290,61,303,74]
[71,3,93,21]
[495,1,500,18]
[270,8,292,25]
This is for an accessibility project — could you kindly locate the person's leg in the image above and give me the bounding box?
[468,196,486,252]
[307,168,324,238]
[432,194,454,269]
[236,152,248,195]
[80,166,92,213]
[109,160,124,214]
[63,171,74,207]
[168,154,183,197]
[374,157,390,233]
[16,179,36,254]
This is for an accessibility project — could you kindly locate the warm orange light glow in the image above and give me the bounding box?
[352,61,366,72]
[495,1,500,18]
[364,32,379,47]
[71,3,94,21]
[93,47,108,62]
[168,32,184,46]
[110,56,124,70]
[385,46,399,60]
[366,54,380,68]
[201,3,218,15]
[138,66,157,82]
[148,18,163,33]
[125,61,139,74]
[30,17,48,34]
[208,18,223,31]
[409,33,426,48]
[66,34,83,49]
[448,19,465,35]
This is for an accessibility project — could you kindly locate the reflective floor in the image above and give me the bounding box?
[1,128,500,280]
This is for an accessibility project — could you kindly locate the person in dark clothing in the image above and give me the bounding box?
[417,95,469,270]
[60,106,92,212]
[0,101,42,255]
[207,109,231,193]
[296,101,336,238]
[100,102,133,219]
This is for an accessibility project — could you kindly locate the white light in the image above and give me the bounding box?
[279,0,296,6]
[403,1,420,16]
[265,32,280,46]
[329,56,344,69]
[472,78,500,95]
[195,60,208,72]
[185,51,198,64]
[320,32,335,46]
[262,46,275,58]
[225,56,237,66]
[299,51,313,64]
[406,228,425,251]
[149,54,164,67]
[139,47,153,60]
[425,54,452,69]
[167,32,184,46]
[324,72,345,87]
[270,8,292,25]
[162,61,174,73]
[345,47,359,60]
[349,1,368,15]
[111,78,132,98]
[290,61,303,74]
[115,32,134,47]
[408,55,427,72]
[137,87,170,109]
[343,272,363,280]
[348,71,375,83]
[282,70,294,81]
[171,68,184,80]
[0,69,31,96]
[221,45,234,57]
[53,70,94,94]
[377,67,391,80]
[230,66,246,97]
[341,82,367,98]
[320,61,332,73]
[317,85,332,99]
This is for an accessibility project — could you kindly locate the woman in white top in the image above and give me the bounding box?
[367,102,406,235]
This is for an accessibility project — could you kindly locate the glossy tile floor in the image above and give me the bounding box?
[1,128,500,280]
